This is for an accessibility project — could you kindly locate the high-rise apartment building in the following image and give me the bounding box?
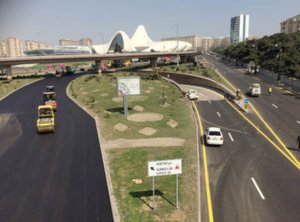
[281,15,300,34]
[230,14,250,44]
[0,37,23,57]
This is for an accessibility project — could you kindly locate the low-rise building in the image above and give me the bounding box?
[162,35,230,52]
[25,40,50,51]
[59,38,93,46]
[281,15,300,34]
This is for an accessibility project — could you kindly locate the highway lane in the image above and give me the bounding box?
[193,87,300,222]
[204,55,300,158]
[0,75,113,222]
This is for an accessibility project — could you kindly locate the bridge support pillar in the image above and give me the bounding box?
[150,58,158,68]
[95,60,102,74]
[6,65,12,81]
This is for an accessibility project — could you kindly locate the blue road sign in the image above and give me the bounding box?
[244,98,249,104]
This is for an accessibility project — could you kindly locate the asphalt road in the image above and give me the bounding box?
[191,87,300,222]
[204,54,300,159]
[0,75,113,222]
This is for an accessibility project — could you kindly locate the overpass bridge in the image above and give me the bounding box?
[0,51,195,75]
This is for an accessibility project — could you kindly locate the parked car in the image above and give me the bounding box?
[205,127,224,146]
[249,83,261,97]
[187,89,199,100]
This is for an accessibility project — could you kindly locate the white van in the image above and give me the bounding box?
[249,83,261,97]
[187,89,199,100]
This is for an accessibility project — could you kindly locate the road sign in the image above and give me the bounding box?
[117,76,141,96]
[148,159,182,177]
[244,98,249,104]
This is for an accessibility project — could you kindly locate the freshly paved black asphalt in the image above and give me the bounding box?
[196,95,300,222]
[0,75,113,222]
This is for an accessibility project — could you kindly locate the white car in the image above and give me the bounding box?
[249,83,261,97]
[187,89,199,100]
[205,127,224,146]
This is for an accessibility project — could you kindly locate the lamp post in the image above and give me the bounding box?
[252,43,258,73]
[100,33,105,54]
[275,44,283,81]
[176,24,179,68]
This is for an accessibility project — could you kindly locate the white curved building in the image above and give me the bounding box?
[92,25,192,54]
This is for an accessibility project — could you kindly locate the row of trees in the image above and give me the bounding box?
[214,31,300,78]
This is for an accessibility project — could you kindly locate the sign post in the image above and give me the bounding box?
[244,98,249,110]
[117,77,140,116]
[148,159,182,210]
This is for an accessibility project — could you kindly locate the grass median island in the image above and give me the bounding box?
[69,73,199,222]
[0,79,39,99]
[161,63,232,90]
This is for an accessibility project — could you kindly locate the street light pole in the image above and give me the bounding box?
[100,33,105,54]
[176,24,179,68]
[252,43,258,73]
[275,44,282,81]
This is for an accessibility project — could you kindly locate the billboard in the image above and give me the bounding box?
[117,77,141,96]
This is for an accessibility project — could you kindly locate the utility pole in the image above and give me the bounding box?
[176,24,179,68]
[100,33,105,54]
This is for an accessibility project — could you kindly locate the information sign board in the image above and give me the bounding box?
[148,159,182,177]
[117,77,141,96]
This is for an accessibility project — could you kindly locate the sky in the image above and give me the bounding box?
[1,0,300,46]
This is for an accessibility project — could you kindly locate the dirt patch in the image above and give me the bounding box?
[168,209,187,222]
[112,97,123,102]
[133,105,144,112]
[127,113,163,122]
[160,103,170,108]
[104,137,185,149]
[138,127,157,136]
[113,123,128,132]
[167,119,178,128]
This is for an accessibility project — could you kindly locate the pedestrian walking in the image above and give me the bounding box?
[236,89,241,99]
[268,87,272,96]
[224,91,228,99]
[297,135,300,151]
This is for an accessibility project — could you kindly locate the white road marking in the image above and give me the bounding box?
[217,112,221,117]
[208,100,211,104]
[228,132,234,142]
[251,177,266,200]
[297,121,300,124]
[272,104,278,109]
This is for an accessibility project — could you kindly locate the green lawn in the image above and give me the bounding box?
[69,73,199,222]
[0,78,40,99]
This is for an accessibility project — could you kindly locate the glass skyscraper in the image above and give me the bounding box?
[230,14,250,44]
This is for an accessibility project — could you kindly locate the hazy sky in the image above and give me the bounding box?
[1,0,300,46]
